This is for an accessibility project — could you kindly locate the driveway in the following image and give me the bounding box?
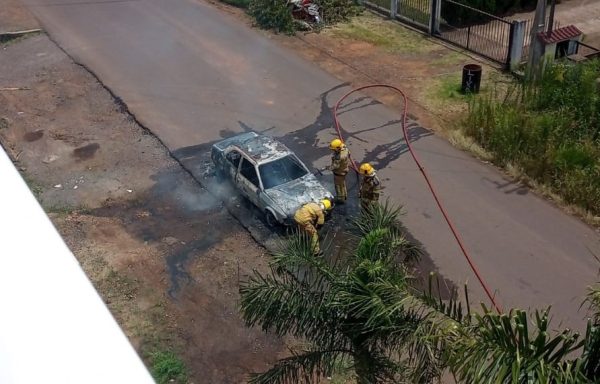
[21,0,600,329]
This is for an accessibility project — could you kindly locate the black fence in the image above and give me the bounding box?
[363,0,392,14]
[436,0,513,64]
[396,0,431,31]
[363,0,431,31]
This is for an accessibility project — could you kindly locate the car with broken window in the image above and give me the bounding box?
[211,132,334,226]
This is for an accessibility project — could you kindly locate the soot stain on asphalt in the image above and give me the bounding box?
[73,142,100,160]
[23,129,44,142]
[91,167,235,297]
[276,84,433,175]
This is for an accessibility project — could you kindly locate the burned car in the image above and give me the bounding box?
[211,132,334,226]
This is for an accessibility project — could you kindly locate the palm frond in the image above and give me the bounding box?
[239,269,338,340]
[248,348,351,384]
[353,201,422,265]
[351,349,408,383]
[579,318,600,381]
[583,284,600,323]
[333,268,416,335]
[353,199,404,236]
[271,229,338,286]
[420,273,470,324]
[448,308,585,384]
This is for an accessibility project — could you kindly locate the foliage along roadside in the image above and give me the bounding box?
[464,59,600,217]
[238,201,600,383]
[243,0,362,34]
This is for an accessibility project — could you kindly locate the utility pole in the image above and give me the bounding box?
[527,0,547,79]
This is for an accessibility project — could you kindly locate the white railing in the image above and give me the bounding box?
[0,148,154,384]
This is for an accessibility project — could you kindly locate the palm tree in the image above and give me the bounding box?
[239,201,449,383]
[240,201,600,384]
[438,294,600,383]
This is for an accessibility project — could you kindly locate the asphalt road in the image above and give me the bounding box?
[21,0,600,328]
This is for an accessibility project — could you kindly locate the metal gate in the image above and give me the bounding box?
[363,0,431,32]
[435,0,513,64]
[395,0,431,32]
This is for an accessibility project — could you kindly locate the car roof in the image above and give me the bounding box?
[215,132,292,163]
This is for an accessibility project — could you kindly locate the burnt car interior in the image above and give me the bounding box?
[240,158,260,188]
[226,150,241,167]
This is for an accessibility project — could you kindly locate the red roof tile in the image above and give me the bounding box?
[538,25,582,44]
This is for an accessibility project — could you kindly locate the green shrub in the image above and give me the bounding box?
[248,0,296,33]
[248,0,361,33]
[149,350,188,384]
[316,0,362,24]
[221,0,250,7]
[463,59,600,215]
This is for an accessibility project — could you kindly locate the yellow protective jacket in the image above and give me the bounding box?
[330,147,349,176]
[360,175,381,201]
[294,202,325,226]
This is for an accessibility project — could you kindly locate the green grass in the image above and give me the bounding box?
[45,204,91,215]
[423,73,472,115]
[430,51,466,66]
[149,350,188,384]
[20,174,44,198]
[434,73,464,100]
[330,14,436,54]
[424,70,513,117]
[463,59,600,216]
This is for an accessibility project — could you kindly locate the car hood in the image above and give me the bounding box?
[264,174,333,217]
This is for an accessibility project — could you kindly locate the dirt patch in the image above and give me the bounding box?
[23,129,44,142]
[0,0,40,32]
[73,142,100,160]
[0,32,284,382]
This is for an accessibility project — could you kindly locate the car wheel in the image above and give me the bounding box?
[265,210,278,228]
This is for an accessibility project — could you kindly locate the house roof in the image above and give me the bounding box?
[538,25,582,44]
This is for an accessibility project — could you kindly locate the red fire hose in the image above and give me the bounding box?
[332,84,502,313]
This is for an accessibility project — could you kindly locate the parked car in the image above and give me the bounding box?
[211,132,334,226]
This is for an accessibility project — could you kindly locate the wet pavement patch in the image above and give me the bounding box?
[23,129,44,142]
[73,142,100,160]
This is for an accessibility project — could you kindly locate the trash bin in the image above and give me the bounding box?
[461,64,482,94]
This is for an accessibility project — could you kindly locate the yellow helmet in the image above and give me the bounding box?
[359,163,375,176]
[320,198,332,211]
[329,138,344,151]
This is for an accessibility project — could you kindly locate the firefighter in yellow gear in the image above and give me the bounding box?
[358,163,381,212]
[322,138,350,203]
[293,199,332,255]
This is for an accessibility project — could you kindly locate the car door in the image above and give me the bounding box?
[236,157,262,208]
[224,149,242,181]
